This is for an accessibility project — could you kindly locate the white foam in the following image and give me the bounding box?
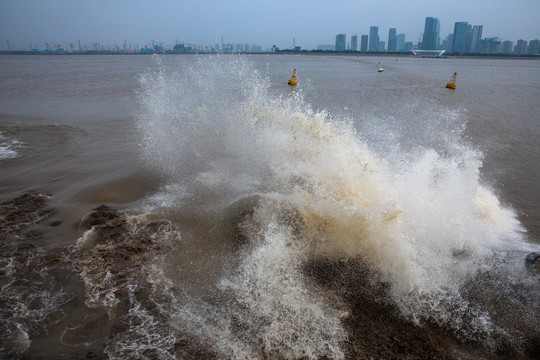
[0,245,72,358]
[0,131,22,160]
[105,284,178,360]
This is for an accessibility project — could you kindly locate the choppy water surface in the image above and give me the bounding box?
[1,54,539,359]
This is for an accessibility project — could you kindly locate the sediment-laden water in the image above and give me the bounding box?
[1,54,539,359]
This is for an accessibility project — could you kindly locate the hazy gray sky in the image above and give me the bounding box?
[1,0,539,50]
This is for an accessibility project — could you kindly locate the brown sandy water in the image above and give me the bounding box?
[1,54,539,359]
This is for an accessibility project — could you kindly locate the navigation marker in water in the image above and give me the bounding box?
[446,72,457,89]
[288,69,297,86]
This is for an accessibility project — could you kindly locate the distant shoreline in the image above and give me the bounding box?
[0,50,539,59]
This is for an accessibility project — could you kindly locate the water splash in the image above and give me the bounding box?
[133,55,538,356]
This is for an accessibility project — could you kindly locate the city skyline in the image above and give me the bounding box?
[1,0,539,51]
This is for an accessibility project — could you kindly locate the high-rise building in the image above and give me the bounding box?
[335,33,346,51]
[351,34,358,51]
[369,26,379,51]
[396,33,405,51]
[469,25,483,53]
[388,28,397,51]
[360,35,368,52]
[379,41,385,51]
[501,41,514,54]
[514,39,528,55]
[464,24,473,52]
[452,22,469,53]
[441,34,454,52]
[490,37,501,53]
[528,39,540,55]
[479,37,501,54]
[422,17,440,49]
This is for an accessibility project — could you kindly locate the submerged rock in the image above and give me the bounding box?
[0,193,55,240]
[525,252,540,273]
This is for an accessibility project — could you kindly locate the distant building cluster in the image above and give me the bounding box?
[11,39,265,54]
[437,17,539,55]
[170,41,263,54]
[317,26,413,53]
[4,16,539,56]
[320,17,539,56]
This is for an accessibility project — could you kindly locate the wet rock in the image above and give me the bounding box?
[525,252,540,273]
[227,194,264,246]
[78,205,121,230]
[523,334,540,359]
[49,220,62,227]
[0,193,55,240]
[227,194,305,248]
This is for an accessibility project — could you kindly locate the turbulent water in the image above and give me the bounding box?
[1,54,539,359]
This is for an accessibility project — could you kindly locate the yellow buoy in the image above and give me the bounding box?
[288,69,297,86]
[446,72,457,89]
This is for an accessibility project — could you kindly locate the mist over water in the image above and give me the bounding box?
[132,55,539,357]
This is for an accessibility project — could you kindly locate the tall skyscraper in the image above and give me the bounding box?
[469,25,483,53]
[514,39,528,55]
[501,41,514,54]
[396,33,405,51]
[441,34,454,52]
[351,34,358,51]
[360,35,368,52]
[388,28,397,51]
[369,26,379,52]
[422,17,440,49]
[452,22,469,53]
[480,37,501,54]
[490,37,501,53]
[335,34,346,51]
[478,37,501,54]
[528,39,540,55]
